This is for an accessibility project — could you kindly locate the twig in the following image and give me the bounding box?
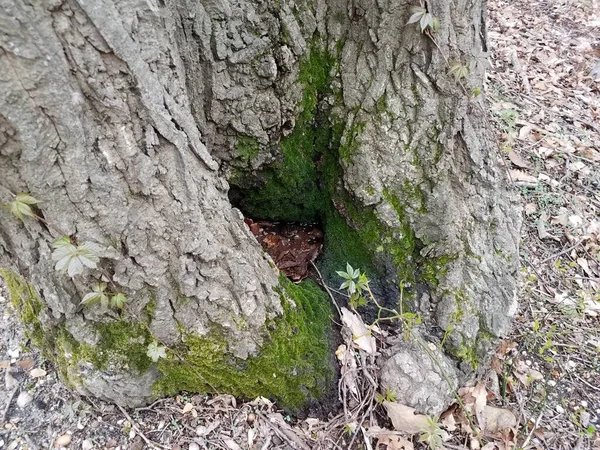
[573,374,600,393]
[311,261,342,317]
[1,386,19,423]
[135,398,167,413]
[539,239,585,265]
[520,410,544,450]
[116,404,170,449]
[259,411,312,450]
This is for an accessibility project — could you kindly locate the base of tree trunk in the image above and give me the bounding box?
[2,269,335,411]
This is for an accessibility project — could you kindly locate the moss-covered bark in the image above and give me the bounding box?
[1,269,332,411]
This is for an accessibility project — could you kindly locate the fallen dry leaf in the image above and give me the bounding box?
[341,307,377,354]
[480,406,517,434]
[182,402,194,414]
[383,401,429,434]
[30,368,47,378]
[508,150,531,169]
[16,358,35,370]
[509,169,538,186]
[377,434,414,450]
[55,434,72,447]
[514,361,544,387]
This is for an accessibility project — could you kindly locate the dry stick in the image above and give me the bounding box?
[520,410,544,450]
[310,262,342,317]
[1,385,18,423]
[258,411,312,450]
[116,404,170,449]
[539,239,585,265]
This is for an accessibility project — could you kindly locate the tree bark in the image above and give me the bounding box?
[0,0,520,414]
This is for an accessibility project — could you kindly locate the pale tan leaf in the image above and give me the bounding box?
[376,433,414,450]
[514,361,544,387]
[577,258,595,277]
[509,169,538,186]
[480,406,517,434]
[508,150,531,169]
[383,401,429,434]
[472,382,488,428]
[223,438,242,450]
[30,368,47,378]
[55,434,72,447]
[524,203,537,215]
[341,307,377,354]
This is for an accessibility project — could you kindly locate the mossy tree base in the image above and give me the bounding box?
[1,269,332,411]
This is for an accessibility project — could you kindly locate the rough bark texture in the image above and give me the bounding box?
[0,0,521,414]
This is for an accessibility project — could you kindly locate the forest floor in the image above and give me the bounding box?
[1,0,599,449]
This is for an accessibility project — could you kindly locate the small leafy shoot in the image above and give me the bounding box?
[337,264,369,308]
[52,238,102,277]
[407,6,438,33]
[4,193,41,220]
[81,282,110,308]
[110,293,127,310]
[418,416,445,449]
[147,341,167,362]
[449,63,470,81]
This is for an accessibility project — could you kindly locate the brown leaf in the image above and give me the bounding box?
[341,307,377,354]
[16,358,35,370]
[509,169,538,186]
[508,150,531,169]
[383,401,429,434]
[480,406,517,434]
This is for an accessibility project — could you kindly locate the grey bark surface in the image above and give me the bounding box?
[0,0,521,413]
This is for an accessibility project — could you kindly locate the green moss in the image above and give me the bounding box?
[420,254,458,287]
[236,136,260,164]
[0,269,45,349]
[154,277,333,411]
[339,119,366,163]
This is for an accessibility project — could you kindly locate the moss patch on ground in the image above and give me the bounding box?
[154,277,333,411]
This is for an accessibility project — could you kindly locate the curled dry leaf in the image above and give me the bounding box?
[55,434,72,447]
[340,307,377,354]
[383,401,429,435]
[509,169,538,186]
[508,150,531,169]
[30,368,47,378]
[480,406,517,434]
[377,433,414,450]
[514,361,544,387]
[182,402,194,414]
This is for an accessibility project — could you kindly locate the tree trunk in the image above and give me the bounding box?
[0,0,520,414]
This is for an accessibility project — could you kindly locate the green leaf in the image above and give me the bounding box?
[146,341,167,362]
[346,263,354,276]
[336,270,353,280]
[420,12,434,32]
[52,240,102,277]
[449,63,470,81]
[407,7,426,24]
[110,293,127,310]
[81,282,109,307]
[6,193,40,220]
